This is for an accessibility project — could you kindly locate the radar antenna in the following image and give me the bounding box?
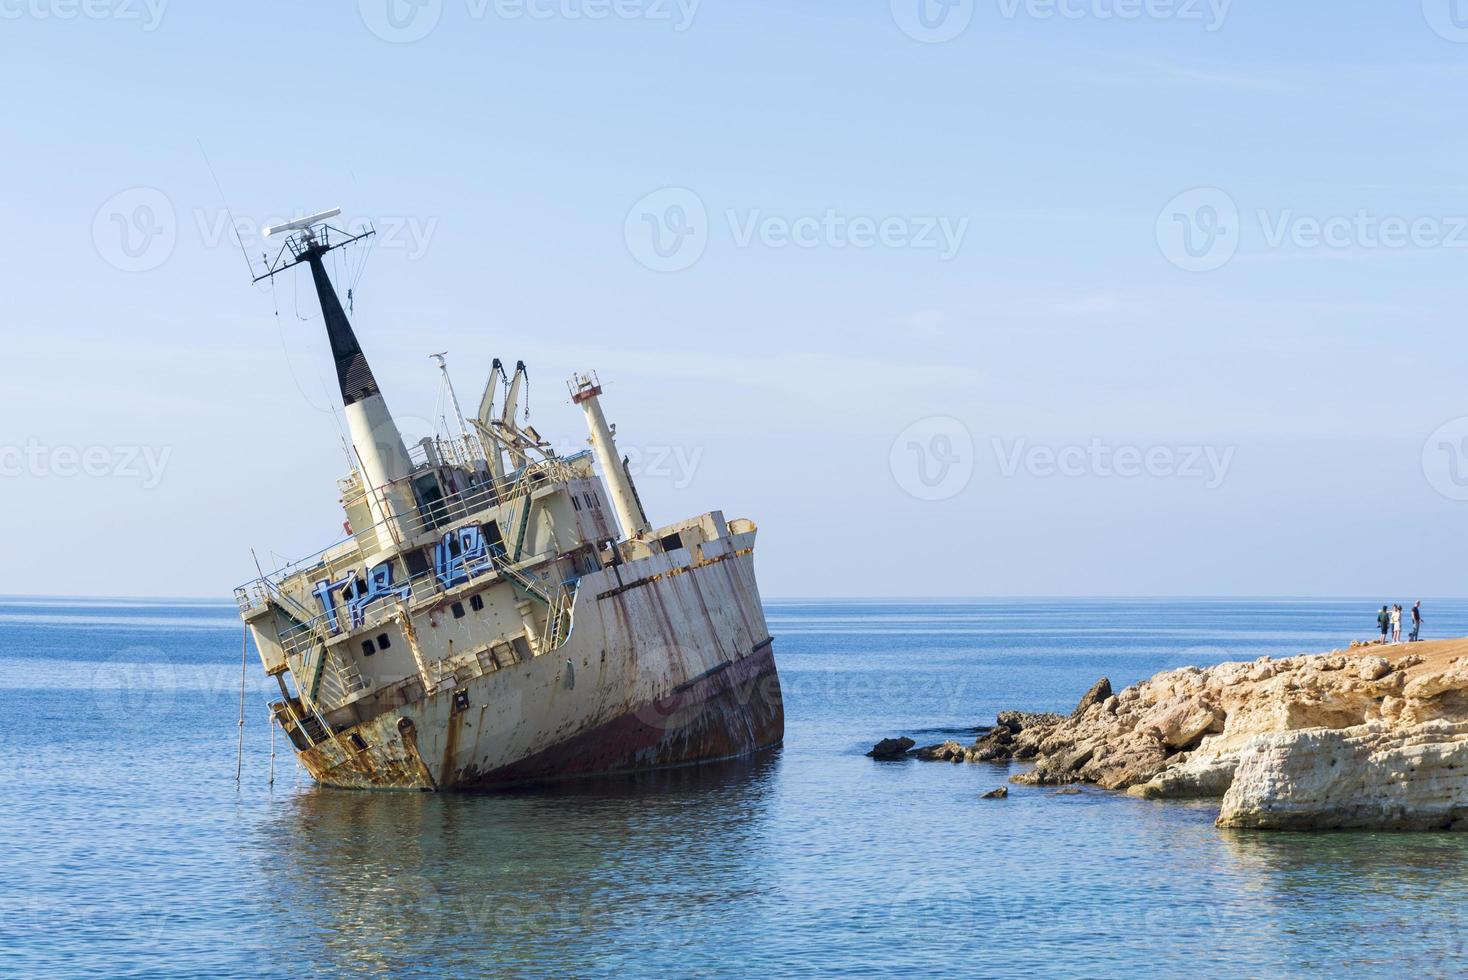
[252,207,375,283]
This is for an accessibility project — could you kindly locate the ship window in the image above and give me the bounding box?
[452,601,466,619]
[660,532,683,554]
[348,733,368,751]
[572,496,581,511]
[470,594,485,612]
[376,633,392,650]
[362,639,376,656]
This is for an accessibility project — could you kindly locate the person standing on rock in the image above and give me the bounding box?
[1391,604,1402,643]
[1379,605,1391,643]
[1411,601,1422,642]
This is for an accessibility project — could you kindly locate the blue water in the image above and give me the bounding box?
[3,597,1468,977]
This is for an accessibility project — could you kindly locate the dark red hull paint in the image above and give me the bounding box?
[452,642,784,789]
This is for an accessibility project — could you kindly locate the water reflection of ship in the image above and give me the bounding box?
[257,754,780,972]
[234,209,784,791]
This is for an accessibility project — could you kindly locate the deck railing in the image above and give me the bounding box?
[234,450,590,617]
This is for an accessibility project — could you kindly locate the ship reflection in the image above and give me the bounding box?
[256,751,783,974]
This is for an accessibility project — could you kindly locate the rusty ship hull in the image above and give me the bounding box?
[278,520,784,791]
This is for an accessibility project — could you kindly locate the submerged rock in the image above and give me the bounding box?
[867,737,915,760]
[913,740,967,762]
[980,787,1009,799]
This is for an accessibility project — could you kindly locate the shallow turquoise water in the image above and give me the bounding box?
[2,597,1466,977]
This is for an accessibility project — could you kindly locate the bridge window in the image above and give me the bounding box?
[362,639,376,656]
[376,633,392,650]
[452,601,466,619]
[470,594,485,612]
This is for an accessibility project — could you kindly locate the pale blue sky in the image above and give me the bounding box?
[4,1,1468,598]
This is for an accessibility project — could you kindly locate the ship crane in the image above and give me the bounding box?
[473,359,547,478]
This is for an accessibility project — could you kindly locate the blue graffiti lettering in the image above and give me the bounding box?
[435,524,503,589]
[343,560,413,629]
[312,575,355,634]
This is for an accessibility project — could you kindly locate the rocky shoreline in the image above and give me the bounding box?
[870,637,1468,831]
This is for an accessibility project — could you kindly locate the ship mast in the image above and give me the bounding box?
[255,209,416,553]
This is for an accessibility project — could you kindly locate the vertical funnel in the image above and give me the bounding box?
[302,246,415,550]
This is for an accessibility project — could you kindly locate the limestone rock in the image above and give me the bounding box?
[1072,677,1113,718]
[980,787,1008,799]
[1218,721,1468,830]
[1357,657,1392,681]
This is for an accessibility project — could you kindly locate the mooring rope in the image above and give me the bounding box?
[236,626,248,785]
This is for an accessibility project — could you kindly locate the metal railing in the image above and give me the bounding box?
[234,450,592,617]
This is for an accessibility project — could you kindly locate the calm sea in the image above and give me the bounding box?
[3,597,1467,978]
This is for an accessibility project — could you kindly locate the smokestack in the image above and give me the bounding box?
[304,249,415,549]
[571,373,649,540]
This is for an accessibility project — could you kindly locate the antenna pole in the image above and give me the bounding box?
[432,352,474,450]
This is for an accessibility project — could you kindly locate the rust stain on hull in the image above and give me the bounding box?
[308,641,783,792]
